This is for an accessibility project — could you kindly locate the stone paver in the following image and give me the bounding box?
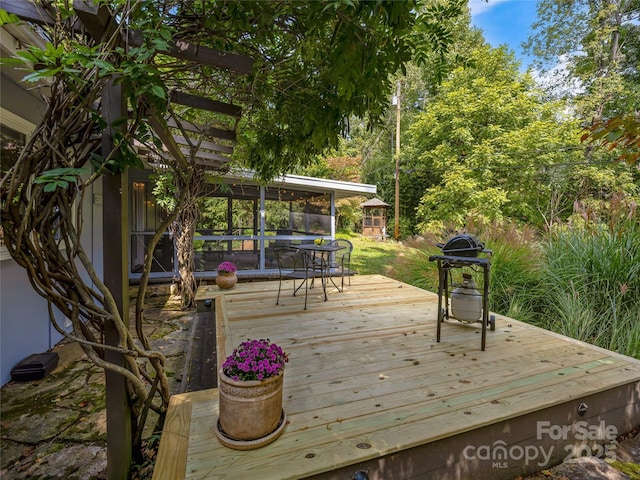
[0,286,191,480]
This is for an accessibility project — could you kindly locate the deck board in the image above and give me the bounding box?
[154,275,640,480]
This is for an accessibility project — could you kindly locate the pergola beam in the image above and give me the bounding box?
[9,0,243,163]
[73,0,118,43]
[7,1,254,74]
[194,158,229,170]
[180,148,230,164]
[2,0,57,25]
[167,118,236,141]
[173,135,234,155]
[170,90,242,118]
[128,31,254,74]
[147,115,188,167]
[75,2,254,74]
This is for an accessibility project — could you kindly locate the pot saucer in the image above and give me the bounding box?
[215,410,287,450]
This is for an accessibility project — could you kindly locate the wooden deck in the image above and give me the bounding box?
[154,275,640,480]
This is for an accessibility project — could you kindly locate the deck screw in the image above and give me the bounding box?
[577,402,588,416]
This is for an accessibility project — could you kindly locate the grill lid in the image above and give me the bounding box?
[437,234,485,257]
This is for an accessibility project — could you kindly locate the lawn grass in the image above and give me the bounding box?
[336,232,408,277]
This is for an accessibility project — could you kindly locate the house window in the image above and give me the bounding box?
[195,196,261,271]
[130,180,174,274]
[1,108,35,259]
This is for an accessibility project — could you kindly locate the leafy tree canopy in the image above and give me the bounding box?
[524,0,639,165]
[525,0,640,120]
[151,0,466,180]
[406,45,637,231]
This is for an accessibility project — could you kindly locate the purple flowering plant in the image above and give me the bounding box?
[217,261,237,275]
[222,338,289,381]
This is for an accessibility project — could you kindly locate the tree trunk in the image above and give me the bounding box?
[171,168,205,310]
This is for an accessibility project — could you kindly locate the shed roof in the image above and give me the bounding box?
[360,198,390,208]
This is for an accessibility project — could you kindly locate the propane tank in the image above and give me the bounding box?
[451,273,482,323]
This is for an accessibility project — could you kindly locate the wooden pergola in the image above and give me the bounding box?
[3,1,254,478]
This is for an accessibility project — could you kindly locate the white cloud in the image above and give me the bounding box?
[468,0,512,16]
[530,54,585,97]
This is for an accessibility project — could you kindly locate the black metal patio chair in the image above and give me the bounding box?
[273,245,327,310]
[327,239,354,289]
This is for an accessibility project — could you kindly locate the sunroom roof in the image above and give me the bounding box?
[212,169,376,200]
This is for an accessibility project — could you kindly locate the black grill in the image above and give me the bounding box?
[436,234,485,257]
[429,233,495,350]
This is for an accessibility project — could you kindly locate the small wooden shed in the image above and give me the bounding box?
[361,198,390,238]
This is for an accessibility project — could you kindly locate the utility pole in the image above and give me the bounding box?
[394,79,401,241]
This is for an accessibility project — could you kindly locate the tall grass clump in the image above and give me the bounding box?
[463,219,545,323]
[539,196,640,358]
[389,234,441,291]
[393,219,545,323]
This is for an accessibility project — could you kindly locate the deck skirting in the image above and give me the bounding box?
[304,380,640,479]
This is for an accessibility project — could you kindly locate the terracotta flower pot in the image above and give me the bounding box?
[215,273,237,290]
[217,370,283,441]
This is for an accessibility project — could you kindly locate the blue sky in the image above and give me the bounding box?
[469,0,539,69]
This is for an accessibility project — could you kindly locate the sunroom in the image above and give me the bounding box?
[129,169,375,281]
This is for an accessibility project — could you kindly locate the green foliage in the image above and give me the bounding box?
[538,214,640,357]
[14,42,116,84]
[608,461,640,479]
[335,197,363,233]
[33,168,89,192]
[151,171,178,212]
[263,201,290,231]
[402,43,638,233]
[169,0,466,181]
[380,209,639,360]
[0,9,20,26]
[203,0,418,180]
[526,0,640,121]
[340,3,640,236]
[198,197,228,231]
[407,0,467,81]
